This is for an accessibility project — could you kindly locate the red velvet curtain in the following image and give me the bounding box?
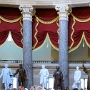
[1,7,90,52]
[33,8,90,51]
[68,7,90,52]
[0,7,22,48]
[32,9,59,50]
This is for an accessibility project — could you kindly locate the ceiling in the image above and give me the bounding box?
[0,0,90,8]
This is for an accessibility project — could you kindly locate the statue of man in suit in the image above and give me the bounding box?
[39,64,49,89]
[14,64,27,87]
[53,66,63,90]
[72,66,81,90]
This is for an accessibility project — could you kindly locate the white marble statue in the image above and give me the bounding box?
[72,66,81,90]
[39,64,49,89]
[0,64,13,90]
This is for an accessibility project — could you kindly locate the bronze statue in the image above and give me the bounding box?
[14,64,27,87]
[53,66,63,90]
[82,61,90,90]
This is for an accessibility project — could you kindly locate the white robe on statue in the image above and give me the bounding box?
[39,65,49,89]
[72,66,81,90]
[0,64,12,90]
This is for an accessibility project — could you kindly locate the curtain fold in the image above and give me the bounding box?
[0,7,21,19]
[84,30,90,48]
[1,7,90,52]
[0,7,22,48]
[68,7,90,52]
[11,31,23,48]
[48,32,58,50]
[0,31,9,45]
[32,9,59,50]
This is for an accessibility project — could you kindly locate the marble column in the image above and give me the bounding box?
[55,4,71,89]
[19,5,34,89]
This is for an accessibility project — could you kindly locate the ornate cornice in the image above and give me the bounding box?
[0,0,90,8]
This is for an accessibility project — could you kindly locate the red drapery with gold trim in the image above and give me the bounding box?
[0,7,22,48]
[68,7,90,52]
[1,7,90,52]
[32,9,59,50]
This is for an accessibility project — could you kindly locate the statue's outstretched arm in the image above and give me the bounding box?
[82,59,85,68]
[14,69,19,76]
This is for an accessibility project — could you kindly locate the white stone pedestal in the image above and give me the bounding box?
[12,77,17,89]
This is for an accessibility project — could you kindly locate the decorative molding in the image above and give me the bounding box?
[55,4,72,21]
[19,5,35,21]
[0,0,90,8]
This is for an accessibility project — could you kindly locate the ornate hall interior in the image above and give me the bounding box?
[0,0,90,90]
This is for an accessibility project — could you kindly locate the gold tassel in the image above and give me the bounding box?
[83,39,84,47]
[47,43,48,48]
[46,37,49,48]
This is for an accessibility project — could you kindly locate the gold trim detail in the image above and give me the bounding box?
[69,13,90,53]
[69,32,84,53]
[33,15,59,50]
[83,33,90,48]
[0,15,23,48]
[32,18,39,49]
[33,33,58,51]
[47,34,58,51]
[71,13,90,22]
[19,19,23,45]
[0,16,22,23]
[33,33,47,51]
[35,15,59,24]
[10,31,22,49]
[69,16,76,49]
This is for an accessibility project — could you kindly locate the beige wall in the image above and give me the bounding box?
[69,41,90,62]
[33,40,90,62]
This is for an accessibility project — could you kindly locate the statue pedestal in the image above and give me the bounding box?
[12,77,17,89]
[72,82,81,90]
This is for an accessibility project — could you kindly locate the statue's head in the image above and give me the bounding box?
[56,66,60,70]
[4,63,8,68]
[19,64,23,68]
[42,64,45,69]
[76,66,79,70]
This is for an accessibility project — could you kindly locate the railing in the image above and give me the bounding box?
[33,61,58,64]
[0,60,58,64]
[0,60,22,63]
[0,60,90,64]
[69,61,90,63]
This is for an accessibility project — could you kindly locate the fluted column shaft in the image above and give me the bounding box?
[19,5,34,89]
[55,4,71,89]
